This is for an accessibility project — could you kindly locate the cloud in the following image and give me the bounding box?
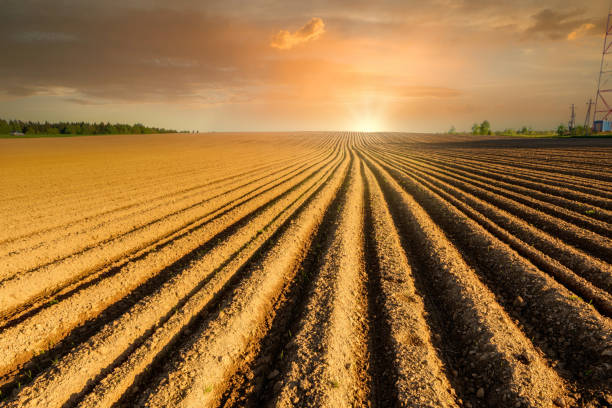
[2,85,77,97]
[142,57,199,68]
[567,23,595,40]
[63,97,107,106]
[0,0,607,132]
[270,18,326,50]
[400,86,462,98]
[524,9,597,40]
[0,6,271,104]
[14,31,78,43]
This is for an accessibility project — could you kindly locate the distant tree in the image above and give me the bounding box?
[479,120,491,135]
[448,126,456,134]
[0,119,10,134]
[571,125,586,136]
[0,118,177,136]
[557,124,567,136]
[471,123,480,135]
[9,120,24,133]
[133,123,145,134]
[66,124,79,134]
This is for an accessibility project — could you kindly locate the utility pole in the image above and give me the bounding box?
[585,99,594,133]
[594,5,612,128]
[569,104,576,131]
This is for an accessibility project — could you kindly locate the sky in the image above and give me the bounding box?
[0,0,611,132]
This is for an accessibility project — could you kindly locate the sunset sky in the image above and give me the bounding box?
[1,0,611,132]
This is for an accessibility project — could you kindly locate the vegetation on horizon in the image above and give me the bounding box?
[448,120,610,138]
[0,118,178,136]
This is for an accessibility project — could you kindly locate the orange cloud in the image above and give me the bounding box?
[567,23,595,40]
[270,18,325,50]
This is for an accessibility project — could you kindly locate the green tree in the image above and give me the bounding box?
[133,123,145,134]
[572,125,586,136]
[479,120,491,135]
[66,124,79,134]
[0,117,178,136]
[448,126,456,134]
[9,120,24,133]
[0,119,10,134]
[557,124,567,136]
[471,123,480,135]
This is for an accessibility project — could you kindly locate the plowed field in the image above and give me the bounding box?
[0,132,610,407]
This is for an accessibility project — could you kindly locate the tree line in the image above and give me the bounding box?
[448,120,559,137]
[469,120,552,136]
[0,118,177,136]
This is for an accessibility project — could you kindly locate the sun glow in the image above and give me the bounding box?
[356,118,381,133]
[348,97,388,132]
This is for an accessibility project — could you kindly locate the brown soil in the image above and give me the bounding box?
[0,132,610,408]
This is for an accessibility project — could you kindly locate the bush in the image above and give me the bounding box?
[557,124,567,136]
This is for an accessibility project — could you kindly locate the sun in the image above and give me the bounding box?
[348,97,387,132]
[356,118,381,133]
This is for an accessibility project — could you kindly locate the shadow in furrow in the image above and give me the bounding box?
[0,150,336,325]
[113,152,348,408]
[360,156,476,407]
[361,160,401,408]
[217,155,354,408]
[0,153,340,403]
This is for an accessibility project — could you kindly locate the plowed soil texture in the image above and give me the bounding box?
[0,132,611,408]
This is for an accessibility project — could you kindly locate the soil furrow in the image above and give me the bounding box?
[438,150,612,194]
[0,147,338,320]
[447,151,612,182]
[372,151,612,298]
[0,151,304,248]
[217,149,359,408]
[270,151,370,408]
[0,142,319,241]
[367,148,612,403]
[0,147,342,383]
[361,160,459,407]
[412,151,612,211]
[134,147,351,408]
[0,150,329,294]
[1,133,611,407]
[403,165,612,313]
[361,151,571,407]
[374,147,612,237]
[371,148,612,261]
[9,149,343,408]
[74,150,344,408]
[405,152,612,231]
[0,149,326,265]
